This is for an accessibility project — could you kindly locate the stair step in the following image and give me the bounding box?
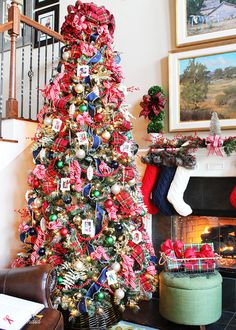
[0,138,18,143]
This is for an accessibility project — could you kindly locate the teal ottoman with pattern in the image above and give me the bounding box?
[159,271,222,326]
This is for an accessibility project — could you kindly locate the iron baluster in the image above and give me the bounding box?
[28,26,34,120]
[37,31,41,115]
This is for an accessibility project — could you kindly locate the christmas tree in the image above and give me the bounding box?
[13,0,157,322]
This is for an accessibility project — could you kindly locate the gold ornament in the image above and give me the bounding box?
[70,309,79,317]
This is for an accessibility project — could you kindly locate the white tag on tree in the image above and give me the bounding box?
[52,119,62,132]
[82,219,95,237]
[106,270,118,285]
[120,142,132,156]
[40,218,47,232]
[87,165,94,181]
[76,131,88,145]
[69,104,76,116]
[77,65,89,78]
[132,230,142,244]
[60,178,71,192]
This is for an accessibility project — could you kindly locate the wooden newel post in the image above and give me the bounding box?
[6,1,20,119]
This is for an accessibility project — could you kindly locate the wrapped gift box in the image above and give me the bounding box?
[0,294,44,330]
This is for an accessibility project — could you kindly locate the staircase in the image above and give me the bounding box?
[0,1,64,268]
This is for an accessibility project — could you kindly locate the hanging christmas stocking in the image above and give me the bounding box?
[167,166,192,216]
[230,186,236,208]
[152,166,176,216]
[141,164,160,215]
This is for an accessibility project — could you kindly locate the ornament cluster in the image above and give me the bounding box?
[13,0,157,320]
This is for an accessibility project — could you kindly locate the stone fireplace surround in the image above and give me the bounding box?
[152,149,236,312]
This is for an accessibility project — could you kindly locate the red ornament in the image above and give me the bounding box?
[104,199,113,208]
[60,228,69,236]
[33,179,40,188]
[94,113,104,122]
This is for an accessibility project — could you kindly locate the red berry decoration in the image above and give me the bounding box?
[94,113,104,122]
[60,228,69,236]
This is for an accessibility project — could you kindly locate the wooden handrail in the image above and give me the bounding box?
[20,14,65,43]
[0,21,13,33]
[0,0,65,119]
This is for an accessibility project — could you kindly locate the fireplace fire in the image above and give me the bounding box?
[177,216,236,270]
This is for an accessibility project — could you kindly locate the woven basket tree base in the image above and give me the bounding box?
[60,304,122,330]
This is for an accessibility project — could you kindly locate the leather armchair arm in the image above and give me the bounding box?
[0,265,57,308]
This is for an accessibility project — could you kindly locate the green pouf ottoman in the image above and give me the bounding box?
[159,271,222,326]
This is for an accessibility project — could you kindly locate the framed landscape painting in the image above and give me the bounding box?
[176,0,236,46]
[169,43,236,131]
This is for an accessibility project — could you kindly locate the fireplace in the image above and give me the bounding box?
[176,216,236,271]
[152,176,236,312]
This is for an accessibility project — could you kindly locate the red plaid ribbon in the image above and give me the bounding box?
[44,167,59,181]
[124,167,135,182]
[116,191,134,214]
[52,138,69,152]
[114,114,131,132]
[128,240,144,270]
[42,180,58,194]
[111,132,126,146]
[140,273,153,292]
[55,94,72,109]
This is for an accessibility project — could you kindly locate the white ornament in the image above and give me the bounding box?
[74,260,84,271]
[74,84,84,94]
[87,165,94,181]
[33,197,42,208]
[76,149,86,159]
[128,178,136,186]
[111,262,121,273]
[111,184,121,195]
[62,51,71,61]
[102,131,111,140]
[40,218,47,232]
[114,288,125,300]
[44,117,52,126]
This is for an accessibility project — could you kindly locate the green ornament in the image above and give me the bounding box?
[126,132,132,140]
[93,190,100,197]
[97,291,105,300]
[79,104,88,112]
[57,276,63,284]
[106,236,114,246]
[57,160,64,169]
[148,85,165,97]
[140,209,146,216]
[49,214,58,221]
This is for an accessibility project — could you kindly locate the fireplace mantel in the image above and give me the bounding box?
[191,149,236,177]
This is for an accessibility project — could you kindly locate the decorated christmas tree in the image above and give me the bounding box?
[12,0,157,325]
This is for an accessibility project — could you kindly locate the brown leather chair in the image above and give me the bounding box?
[0,265,64,330]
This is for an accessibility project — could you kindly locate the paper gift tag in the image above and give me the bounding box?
[106,270,118,285]
[60,178,71,192]
[87,165,94,181]
[52,119,62,132]
[82,219,95,237]
[77,65,89,78]
[132,230,142,244]
[76,131,88,145]
[120,142,132,156]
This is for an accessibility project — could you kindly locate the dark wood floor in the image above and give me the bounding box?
[123,298,236,330]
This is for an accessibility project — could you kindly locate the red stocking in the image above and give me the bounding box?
[230,186,236,208]
[141,164,160,214]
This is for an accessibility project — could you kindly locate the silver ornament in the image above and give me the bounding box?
[74,260,84,271]
[102,131,111,140]
[74,84,84,94]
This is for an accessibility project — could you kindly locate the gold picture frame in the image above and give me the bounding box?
[169,43,236,132]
